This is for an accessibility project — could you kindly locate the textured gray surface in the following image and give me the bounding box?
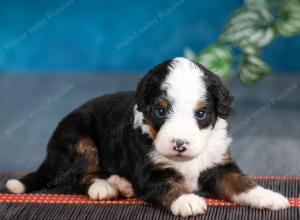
[0,74,299,175]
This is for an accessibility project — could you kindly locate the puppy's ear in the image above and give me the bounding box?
[136,73,152,113]
[204,68,233,119]
[136,59,172,113]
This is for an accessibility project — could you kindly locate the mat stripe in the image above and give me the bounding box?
[0,194,299,207]
[252,176,300,180]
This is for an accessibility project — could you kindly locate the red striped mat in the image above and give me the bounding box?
[0,193,299,207]
[0,175,299,206]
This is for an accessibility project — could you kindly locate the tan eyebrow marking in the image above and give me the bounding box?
[157,97,169,109]
[194,100,205,111]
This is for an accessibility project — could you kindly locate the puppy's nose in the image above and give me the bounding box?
[172,139,188,153]
[175,139,185,147]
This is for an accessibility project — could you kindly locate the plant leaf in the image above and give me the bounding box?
[238,54,271,85]
[275,0,300,36]
[220,5,275,48]
[196,44,234,81]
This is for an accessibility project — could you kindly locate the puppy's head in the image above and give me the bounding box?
[135,57,232,160]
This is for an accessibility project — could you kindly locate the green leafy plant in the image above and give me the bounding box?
[185,0,300,85]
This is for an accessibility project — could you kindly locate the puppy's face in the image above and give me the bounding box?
[135,57,232,160]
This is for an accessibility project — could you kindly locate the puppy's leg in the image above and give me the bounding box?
[135,166,207,217]
[202,162,289,210]
[166,182,207,217]
[76,137,118,200]
[232,185,289,210]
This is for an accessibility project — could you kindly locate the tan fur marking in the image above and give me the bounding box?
[214,151,256,199]
[76,138,100,186]
[220,172,256,200]
[161,181,189,208]
[221,150,233,165]
[150,163,166,171]
[144,97,168,140]
[150,164,187,208]
[158,97,169,110]
[146,119,157,140]
[194,100,205,111]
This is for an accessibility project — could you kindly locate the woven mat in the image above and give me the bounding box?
[0,174,299,220]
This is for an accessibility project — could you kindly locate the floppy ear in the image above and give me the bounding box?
[136,73,152,113]
[136,59,172,113]
[204,68,233,119]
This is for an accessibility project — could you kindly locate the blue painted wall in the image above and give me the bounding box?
[0,0,299,73]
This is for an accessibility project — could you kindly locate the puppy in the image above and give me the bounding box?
[6,57,289,217]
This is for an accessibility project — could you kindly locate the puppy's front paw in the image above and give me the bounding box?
[88,179,118,200]
[170,194,207,217]
[255,189,290,210]
[233,186,290,210]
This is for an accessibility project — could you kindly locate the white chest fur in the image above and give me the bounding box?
[150,147,227,192]
[173,159,203,192]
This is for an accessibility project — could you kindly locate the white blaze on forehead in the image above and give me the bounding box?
[162,57,206,108]
[153,57,212,168]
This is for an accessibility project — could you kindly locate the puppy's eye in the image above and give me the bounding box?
[155,107,166,118]
[195,110,206,120]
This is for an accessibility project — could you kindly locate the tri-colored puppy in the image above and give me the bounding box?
[6,58,289,217]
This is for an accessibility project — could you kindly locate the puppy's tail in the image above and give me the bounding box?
[6,163,50,194]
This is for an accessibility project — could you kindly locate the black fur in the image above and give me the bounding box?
[13,90,182,202]
[136,59,171,113]
[7,58,253,214]
[194,62,233,119]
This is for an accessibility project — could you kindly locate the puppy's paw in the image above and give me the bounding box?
[233,186,290,210]
[107,175,134,198]
[88,179,118,200]
[6,179,26,194]
[170,194,207,217]
[253,189,290,210]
